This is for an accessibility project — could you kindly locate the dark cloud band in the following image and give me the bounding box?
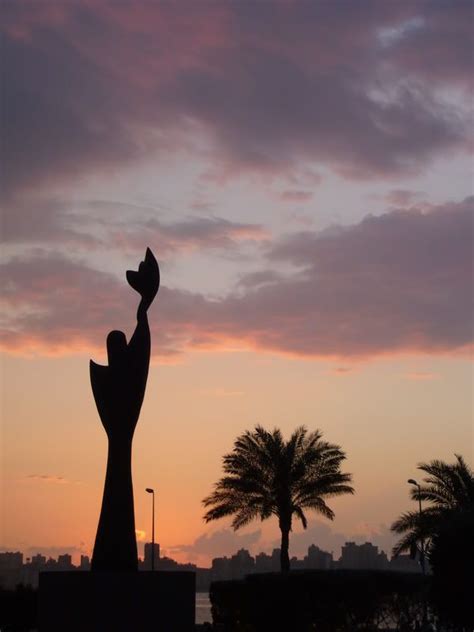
[1,2,472,197]
[1,198,471,359]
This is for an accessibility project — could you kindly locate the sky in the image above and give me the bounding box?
[1,1,473,567]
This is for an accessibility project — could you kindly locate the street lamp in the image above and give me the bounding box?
[407,479,425,575]
[145,488,155,571]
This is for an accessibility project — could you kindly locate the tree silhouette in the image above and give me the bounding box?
[429,507,474,628]
[203,425,354,572]
[391,454,474,559]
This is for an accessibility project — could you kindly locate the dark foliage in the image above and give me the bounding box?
[210,570,431,631]
[429,509,474,630]
[0,585,38,631]
[391,455,474,558]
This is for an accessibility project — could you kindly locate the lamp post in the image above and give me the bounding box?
[407,479,425,576]
[408,479,429,629]
[145,488,155,571]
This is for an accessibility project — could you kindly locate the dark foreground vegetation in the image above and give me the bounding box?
[0,585,37,631]
[210,570,470,631]
[1,566,472,632]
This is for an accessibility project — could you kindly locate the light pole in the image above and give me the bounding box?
[145,488,155,571]
[408,478,429,629]
[407,479,425,576]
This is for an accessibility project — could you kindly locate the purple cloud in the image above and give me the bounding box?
[280,191,314,203]
[171,528,262,558]
[1,2,471,198]
[382,189,425,206]
[1,197,267,256]
[1,198,471,359]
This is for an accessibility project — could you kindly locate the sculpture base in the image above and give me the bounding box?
[39,571,195,631]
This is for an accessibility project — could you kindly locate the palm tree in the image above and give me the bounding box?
[391,454,474,559]
[202,425,354,572]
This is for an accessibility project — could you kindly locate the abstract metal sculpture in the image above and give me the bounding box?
[90,248,160,571]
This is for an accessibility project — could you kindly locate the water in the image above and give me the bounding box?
[196,592,212,625]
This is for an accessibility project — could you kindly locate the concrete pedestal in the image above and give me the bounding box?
[39,571,195,631]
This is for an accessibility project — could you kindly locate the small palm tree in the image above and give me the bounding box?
[203,425,354,572]
[391,454,474,558]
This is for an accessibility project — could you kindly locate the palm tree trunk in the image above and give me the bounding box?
[279,520,291,572]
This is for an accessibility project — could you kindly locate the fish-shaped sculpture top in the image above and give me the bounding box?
[90,248,160,572]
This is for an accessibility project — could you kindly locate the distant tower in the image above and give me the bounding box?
[144,542,160,569]
[80,555,91,570]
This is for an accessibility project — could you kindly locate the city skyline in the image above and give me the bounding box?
[0,537,423,592]
[1,2,472,569]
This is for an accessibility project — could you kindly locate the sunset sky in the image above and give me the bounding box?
[1,1,473,567]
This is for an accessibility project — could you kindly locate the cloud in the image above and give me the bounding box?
[1,198,472,360]
[280,190,313,203]
[285,521,347,558]
[1,2,471,198]
[24,545,87,559]
[135,529,147,542]
[24,474,70,484]
[1,198,101,249]
[330,367,353,376]
[237,270,283,289]
[198,388,245,398]
[378,3,474,86]
[382,189,425,206]
[272,520,396,559]
[1,196,267,259]
[109,216,268,255]
[404,371,438,381]
[171,528,262,559]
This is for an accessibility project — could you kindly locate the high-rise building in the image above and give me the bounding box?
[30,554,46,568]
[0,552,24,588]
[211,556,231,581]
[305,545,333,570]
[255,552,273,573]
[339,542,389,570]
[79,555,91,570]
[143,542,160,569]
[57,554,73,569]
[0,551,23,569]
[229,549,255,578]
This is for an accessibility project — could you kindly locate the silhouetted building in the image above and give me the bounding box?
[0,551,23,569]
[0,552,23,588]
[211,549,255,580]
[339,542,389,570]
[229,549,255,578]
[290,555,306,569]
[211,556,231,581]
[255,551,273,573]
[305,545,333,569]
[79,555,91,570]
[143,542,160,569]
[57,554,73,570]
[157,556,179,570]
[4,540,427,593]
[31,554,46,568]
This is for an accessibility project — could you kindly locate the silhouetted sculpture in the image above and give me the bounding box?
[90,248,159,571]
